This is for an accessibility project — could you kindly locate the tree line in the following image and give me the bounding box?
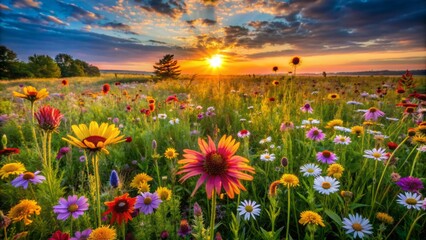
[0,45,100,80]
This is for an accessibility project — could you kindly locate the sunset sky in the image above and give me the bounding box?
[0,0,425,74]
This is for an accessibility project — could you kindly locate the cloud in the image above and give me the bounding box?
[39,13,69,26]
[11,0,41,9]
[186,18,217,28]
[57,0,101,23]
[0,4,11,10]
[148,40,168,45]
[100,22,138,35]
[134,0,186,18]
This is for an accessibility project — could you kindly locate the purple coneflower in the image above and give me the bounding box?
[364,107,385,121]
[237,129,250,138]
[306,127,326,141]
[135,192,162,215]
[300,103,313,113]
[53,195,89,220]
[396,176,424,193]
[280,121,294,131]
[316,150,338,164]
[11,171,45,189]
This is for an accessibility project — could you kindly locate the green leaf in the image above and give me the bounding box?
[324,209,343,227]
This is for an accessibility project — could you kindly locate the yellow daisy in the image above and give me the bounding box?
[7,199,41,225]
[137,181,150,193]
[280,174,299,188]
[62,121,125,154]
[156,186,172,201]
[13,86,49,102]
[351,126,364,136]
[0,162,26,179]
[376,212,394,224]
[299,211,325,227]
[130,173,153,189]
[89,225,116,240]
[164,148,179,159]
[327,164,344,179]
[327,93,340,100]
[326,119,343,129]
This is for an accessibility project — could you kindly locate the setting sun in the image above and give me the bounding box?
[208,54,223,68]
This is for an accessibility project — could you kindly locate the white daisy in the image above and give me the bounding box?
[260,153,275,162]
[301,119,320,125]
[206,106,215,112]
[342,213,373,239]
[313,176,340,195]
[346,101,363,105]
[300,163,322,177]
[360,92,369,98]
[397,192,424,210]
[363,148,387,161]
[333,135,352,145]
[158,113,167,119]
[355,109,368,113]
[259,136,272,144]
[417,145,426,152]
[333,126,352,133]
[386,117,399,121]
[169,118,180,125]
[237,200,261,220]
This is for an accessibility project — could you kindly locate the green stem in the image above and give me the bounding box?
[30,102,41,159]
[47,131,52,170]
[70,218,73,236]
[406,212,425,240]
[121,222,126,240]
[3,226,7,240]
[386,210,409,239]
[286,187,291,240]
[154,158,161,186]
[409,149,421,176]
[93,154,102,227]
[209,190,217,240]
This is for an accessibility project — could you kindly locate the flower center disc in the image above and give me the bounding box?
[369,108,377,113]
[114,200,129,213]
[322,151,331,158]
[204,152,227,176]
[68,204,79,213]
[245,205,253,213]
[83,136,107,148]
[352,223,363,231]
[313,130,319,136]
[144,197,152,205]
[372,152,381,158]
[322,182,331,189]
[23,172,35,180]
[405,198,417,205]
[307,169,314,173]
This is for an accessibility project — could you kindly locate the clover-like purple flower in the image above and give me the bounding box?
[53,195,89,221]
[396,176,424,193]
[70,228,92,240]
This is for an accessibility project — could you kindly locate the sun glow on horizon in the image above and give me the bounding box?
[208,54,223,68]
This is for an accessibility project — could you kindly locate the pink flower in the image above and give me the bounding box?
[306,127,326,141]
[34,105,63,131]
[364,107,385,121]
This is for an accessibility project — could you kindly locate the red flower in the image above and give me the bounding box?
[165,95,178,103]
[103,193,136,225]
[387,142,398,150]
[34,105,63,131]
[61,79,68,86]
[0,148,20,156]
[102,84,111,94]
[125,137,132,143]
[115,82,121,86]
[49,230,70,240]
[149,103,155,112]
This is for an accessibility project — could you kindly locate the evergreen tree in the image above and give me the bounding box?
[153,54,181,79]
[0,45,19,79]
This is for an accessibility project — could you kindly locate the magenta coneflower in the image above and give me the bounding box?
[55,147,70,160]
[53,195,89,220]
[237,129,250,138]
[306,127,326,141]
[280,121,294,131]
[300,103,313,113]
[135,192,162,215]
[364,107,385,121]
[34,105,63,131]
[11,171,46,189]
[316,150,338,164]
[396,176,424,193]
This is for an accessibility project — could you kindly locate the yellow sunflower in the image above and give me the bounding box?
[327,93,340,100]
[156,186,172,201]
[13,86,49,102]
[326,164,344,179]
[89,225,116,240]
[351,126,364,136]
[299,211,325,227]
[164,148,179,159]
[130,173,153,189]
[0,162,26,179]
[326,119,343,129]
[7,199,41,225]
[280,174,299,188]
[62,121,125,154]
[137,181,150,193]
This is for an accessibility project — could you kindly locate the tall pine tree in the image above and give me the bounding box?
[153,54,181,79]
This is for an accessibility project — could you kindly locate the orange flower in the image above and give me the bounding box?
[178,135,255,199]
[103,193,136,225]
[102,84,110,94]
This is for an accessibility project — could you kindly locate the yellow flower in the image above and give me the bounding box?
[164,148,179,159]
[363,121,375,126]
[62,121,125,154]
[13,86,49,102]
[351,126,364,135]
[411,135,426,145]
[7,199,41,225]
[0,162,26,179]
[327,93,340,100]
[89,225,116,240]
[376,212,394,224]
[280,174,299,188]
[130,173,153,189]
[299,211,325,227]
[416,125,426,136]
[327,164,344,179]
[326,119,343,129]
[137,181,150,193]
[156,186,172,201]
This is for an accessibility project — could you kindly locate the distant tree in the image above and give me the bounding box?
[273,66,278,73]
[11,62,33,78]
[0,45,19,79]
[55,53,75,77]
[86,65,100,76]
[28,54,61,78]
[323,71,327,78]
[55,54,100,77]
[153,54,181,79]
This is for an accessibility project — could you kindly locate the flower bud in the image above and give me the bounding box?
[281,157,288,167]
[152,140,157,150]
[193,202,202,217]
[109,170,120,188]
[1,134,7,148]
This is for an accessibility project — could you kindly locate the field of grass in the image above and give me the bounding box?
[0,73,425,239]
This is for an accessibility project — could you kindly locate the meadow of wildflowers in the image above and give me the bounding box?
[0,72,425,239]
